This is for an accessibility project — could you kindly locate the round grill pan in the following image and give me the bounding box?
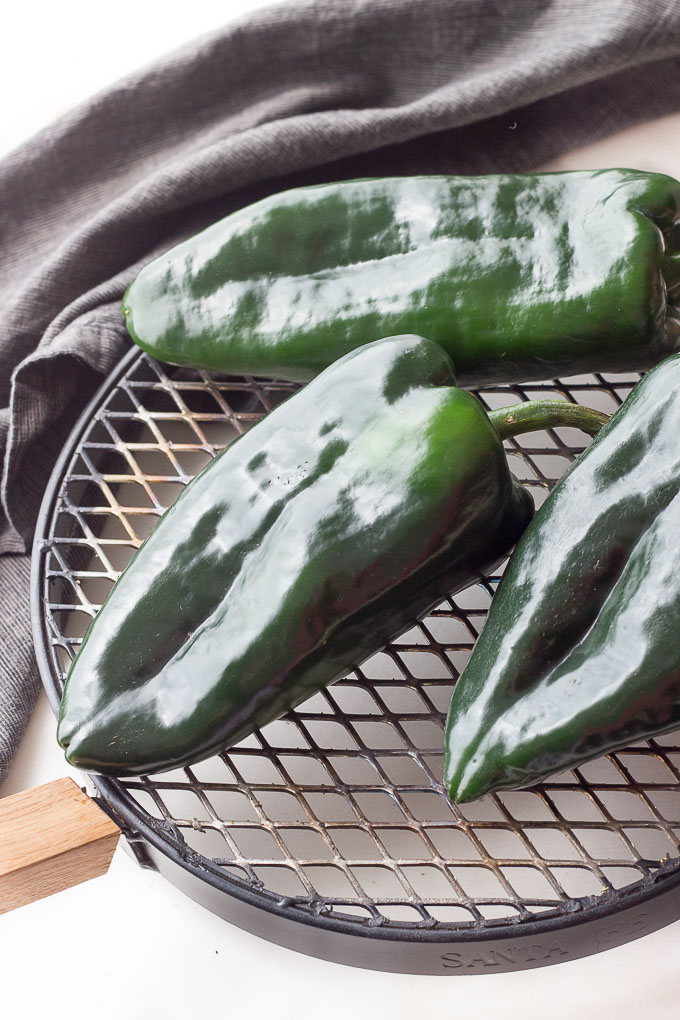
[31,346,680,973]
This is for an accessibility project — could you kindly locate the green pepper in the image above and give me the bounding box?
[444,351,680,803]
[123,170,680,386]
[57,335,607,777]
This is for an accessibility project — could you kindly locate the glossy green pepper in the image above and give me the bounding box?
[57,335,606,777]
[444,351,680,803]
[123,170,680,386]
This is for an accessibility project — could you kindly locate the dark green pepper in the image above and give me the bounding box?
[123,170,680,386]
[57,335,606,777]
[444,351,680,803]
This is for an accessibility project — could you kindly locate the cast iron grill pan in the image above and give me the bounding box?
[32,347,680,973]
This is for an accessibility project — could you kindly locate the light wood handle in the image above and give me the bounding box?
[0,777,120,914]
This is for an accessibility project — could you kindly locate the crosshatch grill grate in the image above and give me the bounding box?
[32,347,680,973]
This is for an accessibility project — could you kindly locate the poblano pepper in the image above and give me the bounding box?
[444,351,680,803]
[57,335,605,777]
[123,170,680,386]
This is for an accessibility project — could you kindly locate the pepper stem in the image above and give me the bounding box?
[487,399,610,442]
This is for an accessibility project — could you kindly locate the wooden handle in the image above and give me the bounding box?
[0,777,120,914]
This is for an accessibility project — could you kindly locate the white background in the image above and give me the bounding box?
[2,2,680,1017]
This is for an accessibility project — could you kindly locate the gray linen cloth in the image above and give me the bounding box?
[3,0,680,783]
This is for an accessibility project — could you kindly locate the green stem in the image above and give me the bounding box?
[487,399,610,442]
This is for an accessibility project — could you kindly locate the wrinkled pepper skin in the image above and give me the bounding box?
[444,352,680,803]
[123,170,680,386]
[58,335,534,777]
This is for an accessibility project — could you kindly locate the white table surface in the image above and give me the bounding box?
[2,4,680,1017]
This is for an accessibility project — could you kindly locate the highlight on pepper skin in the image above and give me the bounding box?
[123,169,680,387]
[58,335,537,777]
[444,349,680,803]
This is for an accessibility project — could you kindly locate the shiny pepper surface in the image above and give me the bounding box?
[444,352,680,803]
[123,170,680,386]
[57,335,535,776]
